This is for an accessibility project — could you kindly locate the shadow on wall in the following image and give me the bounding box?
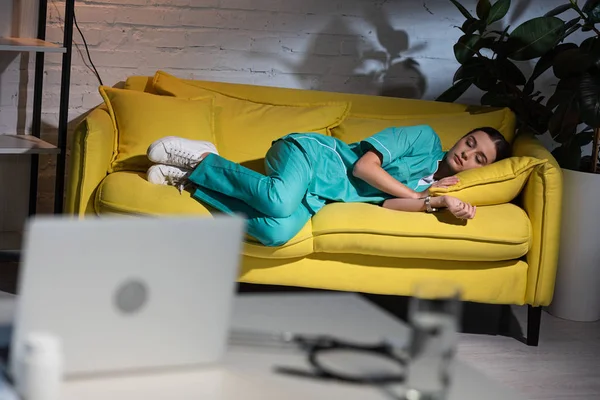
[248,8,427,99]
[364,6,427,99]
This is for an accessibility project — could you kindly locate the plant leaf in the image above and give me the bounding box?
[518,96,554,134]
[454,34,482,64]
[547,77,579,110]
[450,0,474,20]
[496,58,527,85]
[545,3,573,17]
[563,16,582,31]
[489,25,511,57]
[529,43,578,83]
[582,23,595,32]
[477,0,491,20]
[583,0,600,23]
[581,36,600,58]
[436,79,473,102]
[553,48,593,79]
[562,23,583,41]
[461,18,487,35]
[523,81,534,95]
[552,142,583,170]
[578,71,600,127]
[576,130,595,146]
[507,17,566,61]
[581,36,597,50]
[498,24,511,41]
[461,18,477,34]
[453,57,496,90]
[559,17,582,42]
[453,57,487,82]
[474,71,497,90]
[549,98,580,143]
[584,0,600,12]
[481,91,512,107]
[487,0,511,24]
[479,36,497,50]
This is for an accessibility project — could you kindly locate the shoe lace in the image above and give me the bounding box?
[169,148,202,168]
[164,168,189,194]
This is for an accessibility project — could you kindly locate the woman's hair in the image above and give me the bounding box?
[466,126,511,162]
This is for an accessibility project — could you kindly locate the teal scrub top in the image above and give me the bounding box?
[281,125,446,214]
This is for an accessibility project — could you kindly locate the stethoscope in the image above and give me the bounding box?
[229,330,409,385]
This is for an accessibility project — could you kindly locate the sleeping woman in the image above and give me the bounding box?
[145,125,511,246]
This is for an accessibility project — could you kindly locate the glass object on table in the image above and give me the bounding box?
[405,279,462,400]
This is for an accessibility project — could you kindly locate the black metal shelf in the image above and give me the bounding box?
[0,0,75,262]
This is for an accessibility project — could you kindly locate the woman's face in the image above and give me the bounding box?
[446,130,498,174]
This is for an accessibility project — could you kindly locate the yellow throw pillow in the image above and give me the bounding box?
[99,86,215,172]
[333,107,516,150]
[152,71,351,163]
[429,156,546,206]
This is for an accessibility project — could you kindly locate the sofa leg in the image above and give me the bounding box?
[526,306,542,346]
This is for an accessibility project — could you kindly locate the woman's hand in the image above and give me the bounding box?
[431,176,460,189]
[442,196,476,220]
[415,176,461,199]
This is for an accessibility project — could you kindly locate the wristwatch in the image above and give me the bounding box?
[424,196,438,213]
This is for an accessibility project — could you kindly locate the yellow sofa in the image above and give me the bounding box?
[65,75,562,345]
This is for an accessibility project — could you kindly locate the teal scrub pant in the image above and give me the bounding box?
[187,139,318,247]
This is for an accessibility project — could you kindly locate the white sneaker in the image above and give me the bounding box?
[147,164,190,190]
[147,136,218,169]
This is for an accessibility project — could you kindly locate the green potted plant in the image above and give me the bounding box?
[438,0,600,321]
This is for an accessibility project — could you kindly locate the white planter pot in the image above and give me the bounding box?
[547,168,600,322]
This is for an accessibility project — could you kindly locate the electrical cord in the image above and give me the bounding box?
[73,10,103,86]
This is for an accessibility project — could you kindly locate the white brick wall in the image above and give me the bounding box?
[2,0,579,135]
[0,0,582,216]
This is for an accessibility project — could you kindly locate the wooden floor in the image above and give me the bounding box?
[457,307,600,400]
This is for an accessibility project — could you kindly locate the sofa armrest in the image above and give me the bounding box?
[512,133,563,306]
[65,105,115,217]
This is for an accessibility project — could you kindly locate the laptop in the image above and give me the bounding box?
[9,215,245,378]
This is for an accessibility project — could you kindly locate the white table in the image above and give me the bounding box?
[50,293,526,400]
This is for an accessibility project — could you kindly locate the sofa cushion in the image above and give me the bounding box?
[312,202,531,262]
[332,107,516,148]
[123,75,469,118]
[95,171,212,216]
[152,71,351,163]
[95,172,314,259]
[429,156,546,206]
[98,86,214,172]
